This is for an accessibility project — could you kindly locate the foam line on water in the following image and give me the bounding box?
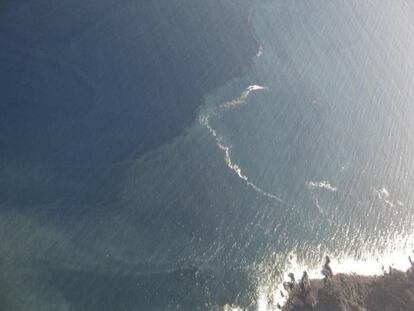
[200,85,282,203]
[305,180,337,221]
[375,187,403,207]
[306,180,338,192]
[219,85,266,111]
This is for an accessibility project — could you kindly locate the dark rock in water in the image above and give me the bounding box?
[322,256,333,281]
[283,269,414,311]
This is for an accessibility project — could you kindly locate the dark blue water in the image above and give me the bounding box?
[0,0,256,204]
[2,0,414,310]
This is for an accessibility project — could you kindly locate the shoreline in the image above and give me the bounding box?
[281,255,414,310]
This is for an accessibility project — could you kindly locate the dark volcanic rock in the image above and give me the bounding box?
[283,269,414,311]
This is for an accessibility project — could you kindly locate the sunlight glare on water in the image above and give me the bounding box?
[256,230,414,310]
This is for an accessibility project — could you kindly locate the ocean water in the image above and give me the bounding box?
[2,0,414,310]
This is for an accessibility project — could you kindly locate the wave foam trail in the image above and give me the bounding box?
[200,85,282,203]
[306,180,337,192]
[375,187,399,207]
[220,85,266,111]
[305,180,337,219]
[256,45,264,57]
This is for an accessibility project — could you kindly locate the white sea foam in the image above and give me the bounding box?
[375,187,396,207]
[305,180,337,218]
[200,85,282,203]
[306,180,338,192]
[219,85,267,111]
[256,45,264,57]
[378,187,390,198]
[223,304,243,311]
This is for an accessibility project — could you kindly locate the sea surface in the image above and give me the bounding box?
[1,0,414,310]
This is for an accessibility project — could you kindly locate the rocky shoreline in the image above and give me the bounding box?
[281,256,414,311]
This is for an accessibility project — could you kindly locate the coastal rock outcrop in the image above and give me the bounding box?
[283,259,414,311]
